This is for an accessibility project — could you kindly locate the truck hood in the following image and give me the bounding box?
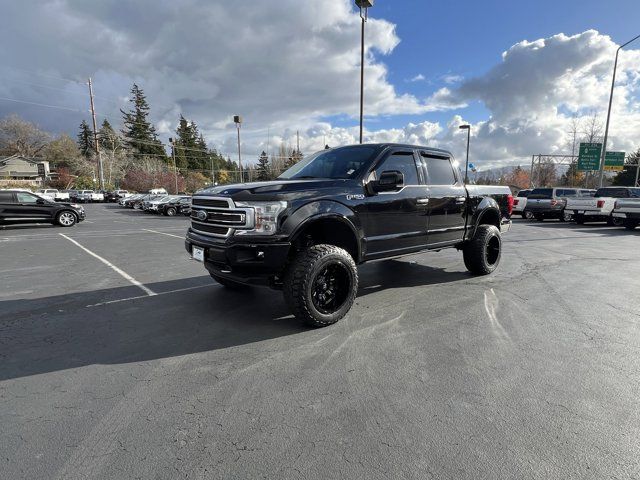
[197,179,358,202]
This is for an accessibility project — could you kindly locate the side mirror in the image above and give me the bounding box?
[371,170,404,193]
[36,198,45,205]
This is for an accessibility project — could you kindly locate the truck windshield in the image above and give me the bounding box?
[529,188,553,199]
[278,145,381,180]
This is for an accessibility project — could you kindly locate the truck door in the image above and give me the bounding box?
[362,148,429,258]
[420,152,467,245]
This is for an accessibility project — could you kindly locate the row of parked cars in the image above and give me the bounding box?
[34,188,134,203]
[118,193,192,216]
[512,186,640,230]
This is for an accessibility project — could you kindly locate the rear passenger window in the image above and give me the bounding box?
[423,156,456,185]
[0,192,14,203]
[375,152,419,186]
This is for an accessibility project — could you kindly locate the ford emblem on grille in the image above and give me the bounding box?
[196,210,207,221]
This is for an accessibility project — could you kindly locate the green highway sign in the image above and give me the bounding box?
[577,143,602,171]
[604,151,625,171]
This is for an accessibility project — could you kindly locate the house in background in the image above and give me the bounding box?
[0,155,55,186]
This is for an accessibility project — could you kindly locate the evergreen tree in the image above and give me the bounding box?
[77,120,94,158]
[98,119,121,152]
[120,83,166,160]
[256,151,271,181]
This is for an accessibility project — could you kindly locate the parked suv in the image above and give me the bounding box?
[524,187,589,221]
[0,190,85,227]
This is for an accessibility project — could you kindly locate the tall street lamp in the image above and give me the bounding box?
[459,124,471,184]
[597,33,640,188]
[355,0,373,144]
[234,115,243,182]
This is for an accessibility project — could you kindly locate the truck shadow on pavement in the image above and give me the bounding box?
[0,277,299,381]
[357,259,468,296]
[0,261,469,381]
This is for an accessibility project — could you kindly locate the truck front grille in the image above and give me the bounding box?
[190,196,252,238]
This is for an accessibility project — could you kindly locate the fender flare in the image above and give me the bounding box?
[467,197,501,240]
[281,201,363,261]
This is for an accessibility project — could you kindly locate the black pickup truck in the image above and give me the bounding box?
[185,144,512,327]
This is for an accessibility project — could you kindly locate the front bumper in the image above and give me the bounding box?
[185,229,291,286]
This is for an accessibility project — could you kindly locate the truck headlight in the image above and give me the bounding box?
[234,201,287,236]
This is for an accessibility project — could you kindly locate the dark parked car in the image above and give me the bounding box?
[0,190,85,227]
[159,196,191,216]
[185,143,512,327]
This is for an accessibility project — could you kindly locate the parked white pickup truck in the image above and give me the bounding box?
[612,197,640,230]
[76,190,104,203]
[36,189,69,202]
[513,189,532,218]
[566,187,640,225]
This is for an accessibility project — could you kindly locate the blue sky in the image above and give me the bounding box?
[326,0,640,130]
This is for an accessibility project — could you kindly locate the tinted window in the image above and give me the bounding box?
[557,189,577,197]
[529,188,553,199]
[16,192,39,203]
[594,188,629,198]
[0,191,14,203]
[518,190,532,198]
[423,156,456,185]
[630,188,640,198]
[375,152,419,185]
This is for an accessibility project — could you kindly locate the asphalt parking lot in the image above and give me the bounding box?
[1,204,639,479]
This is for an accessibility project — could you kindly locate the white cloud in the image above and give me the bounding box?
[408,74,426,82]
[0,0,453,154]
[442,74,463,84]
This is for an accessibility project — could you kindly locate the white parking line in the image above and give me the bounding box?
[143,228,184,239]
[85,283,214,307]
[59,233,157,297]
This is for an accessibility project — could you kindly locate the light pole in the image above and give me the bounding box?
[234,115,243,182]
[459,124,471,184]
[597,33,640,188]
[169,137,179,194]
[355,0,373,144]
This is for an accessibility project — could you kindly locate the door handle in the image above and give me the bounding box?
[417,198,429,205]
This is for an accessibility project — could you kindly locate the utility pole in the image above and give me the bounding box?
[169,138,179,194]
[296,130,300,154]
[87,78,104,190]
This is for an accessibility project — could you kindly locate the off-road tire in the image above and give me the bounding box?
[210,273,248,290]
[463,225,502,275]
[283,244,358,328]
[623,219,638,231]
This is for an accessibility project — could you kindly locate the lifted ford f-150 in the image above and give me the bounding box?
[185,144,512,327]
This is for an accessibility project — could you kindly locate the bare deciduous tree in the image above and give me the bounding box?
[0,114,51,157]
